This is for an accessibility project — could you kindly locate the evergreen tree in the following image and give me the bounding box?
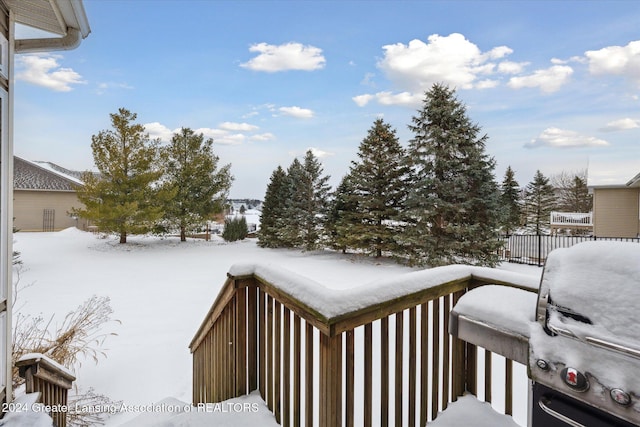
[500,166,522,235]
[404,84,502,266]
[280,158,306,248]
[281,151,331,250]
[161,127,232,241]
[73,108,164,243]
[344,119,408,257]
[222,216,248,242]
[326,173,359,253]
[524,170,557,234]
[257,166,289,248]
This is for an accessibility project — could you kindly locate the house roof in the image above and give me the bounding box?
[7,0,90,36]
[627,172,640,188]
[588,171,640,190]
[14,156,83,191]
[6,0,91,53]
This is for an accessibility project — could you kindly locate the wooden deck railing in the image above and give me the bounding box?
[16,353,76,427]
[190,264,538,426]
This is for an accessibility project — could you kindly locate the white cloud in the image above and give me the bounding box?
[377,33,514,93]
[193,127,231,140]
[309,147,334,158]
[16,54,86,92]
[214,133,246,145]
[585,40,640,85]
[279,106,314,119]
[475,79,500,89]
[144,122,174,141]
[352,91,421,107]
[249,133,275,142]
[290,147,334,159]
[352,94,375,107]
[525,127,610,148]
[219,122,259,132]
[240,42,326,72]
[498,61,529,74]
[145,122,271,146]
[600,118,640,132]
[508,65,573,93]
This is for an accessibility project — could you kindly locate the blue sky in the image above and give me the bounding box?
[14,0,640,199]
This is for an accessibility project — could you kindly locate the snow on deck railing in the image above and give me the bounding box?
[550,211,593,226]
[15,353,76,427]
[190,264,539,427]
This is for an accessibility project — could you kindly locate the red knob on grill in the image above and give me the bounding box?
[561,367,589,392]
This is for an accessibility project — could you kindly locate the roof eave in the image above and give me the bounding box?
[9,0,91,53]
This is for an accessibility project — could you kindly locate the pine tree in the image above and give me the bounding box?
[258,166,289,248]
[326,173,359,253]
[500,166,522,235]
[73,108,164,243]
[404,84,502,266]
[281,151,331,250]
[524,170,557,234]
[222,216,248,242]
[344,119,408,257]
[161,127,232,241]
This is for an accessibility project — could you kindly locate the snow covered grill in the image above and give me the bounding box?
[530,241,640,426]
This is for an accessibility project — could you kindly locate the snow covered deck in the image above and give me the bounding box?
[190,263,539,426]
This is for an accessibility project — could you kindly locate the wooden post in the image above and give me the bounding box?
[319,332,342,427]
[247,285,257,392]
[17,354,75,427]
[236,287,247,396]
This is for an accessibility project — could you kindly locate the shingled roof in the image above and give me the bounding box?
[14,156,84,191]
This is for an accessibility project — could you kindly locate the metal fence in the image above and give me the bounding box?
[499,235,640,267]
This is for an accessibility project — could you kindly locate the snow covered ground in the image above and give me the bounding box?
[11,229,542,426]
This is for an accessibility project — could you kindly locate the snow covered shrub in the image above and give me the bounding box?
[222,216,248,242]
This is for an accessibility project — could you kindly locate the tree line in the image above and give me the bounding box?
[258,84,591,267]
[73,108,233,243]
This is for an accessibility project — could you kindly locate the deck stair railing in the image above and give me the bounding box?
[16,353,76,427]
[190,264,538,426]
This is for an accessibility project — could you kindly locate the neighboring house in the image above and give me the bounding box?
[13,156,89,231]
[0,0,91,406]
[589,172,640,238]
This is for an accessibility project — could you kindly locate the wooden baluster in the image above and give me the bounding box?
[381,316,389,427]
[275,301,282,423]
[293,314,301,427]
[395,312,403,427]
[409,307,417,427]
[442,295,450,411]
[248,285,257,392]
[364,322,373,427]
[505,359,513,415]
[420,302,429,425]
[346,329,355,427]
[283,307,291,427]
[305,322,314,427]
[259,289,266,400]
[431,298,440,420]
[237,287,247,396]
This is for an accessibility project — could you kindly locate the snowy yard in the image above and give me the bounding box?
[12,229,542,426]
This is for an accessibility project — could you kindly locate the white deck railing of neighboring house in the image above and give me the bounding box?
[550,211,593,228]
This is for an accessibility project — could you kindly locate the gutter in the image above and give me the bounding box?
[15,27,82,53]
[12,0,91,54]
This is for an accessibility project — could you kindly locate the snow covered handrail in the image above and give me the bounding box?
[190,264,539,426]
[16,353,76,427]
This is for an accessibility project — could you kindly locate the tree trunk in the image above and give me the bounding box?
[180,226,186,242]
[119,231,127,244]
